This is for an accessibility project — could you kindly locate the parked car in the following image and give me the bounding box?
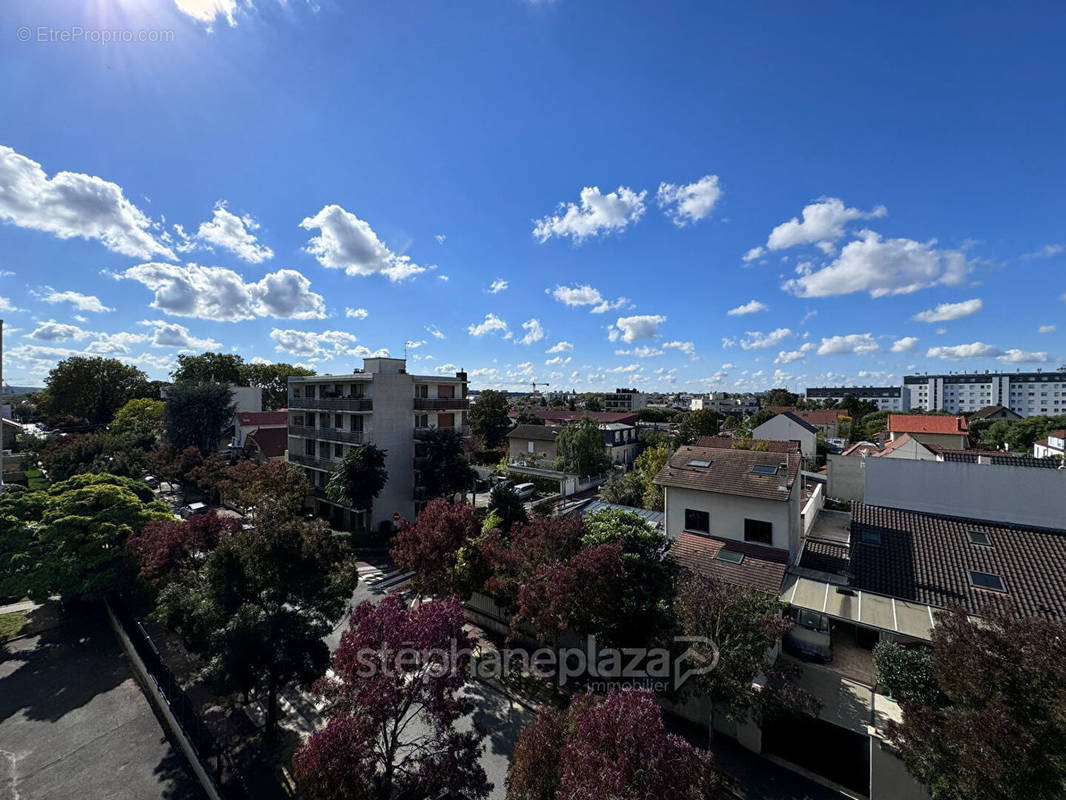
[142,474,160,489]
[513,483,536,501]
[179,502,208,518]
[784,609,832,662]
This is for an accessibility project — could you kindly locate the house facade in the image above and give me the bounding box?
[752,412,819,459]
[887,414,969,450]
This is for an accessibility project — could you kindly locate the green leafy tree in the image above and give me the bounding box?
[514,409,544,426]
[873,641,944,706]
[470,389,513,448]
[747,408,777,430]
[163,382,235,452]
[238,362,315,410]
[39,431,150,482]
[584,395,603,412]
[764,389,800,407]
[554,418,610,477]
[110,398,165,445]
[35,356,149,427]
[634,442,670,510]
[599,472,645,507]
[675,409,723,445]
[325,444,388,522]
[171,352,245,385]
[155,511,358,740]
[415,427,475,500]
[217,459,311,520]
[488,484,529,533]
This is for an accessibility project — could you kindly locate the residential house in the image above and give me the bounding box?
[752,412,819,459]
[887,414,969,450]
[1033,429,1065,459]
[234,409,288,449]
[244,427,287,462]
[967,404,1022,422]
[507,408,639,426]
[507,420,639,468]
[766,406,842,437]
[287,357,468,531]
[696,435,801,454]
[604,387,648,411]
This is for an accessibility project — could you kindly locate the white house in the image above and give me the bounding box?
[1033,429,1065,459]
[753,412,818,459]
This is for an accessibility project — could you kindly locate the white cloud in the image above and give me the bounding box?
[28,320,92,342]
[926,342,1003,360]
[405,339,426,349]
[545,355,572,366]
[546,341,573,353]
[488,279,509,294]
[1038,325,1056,334]
[615,346,665,358]
[119,263,326,321]
[40,289,113,313]
[610,314,667,343]
[891,336,920,352]
[998,349,1049,364]
[173,0,238,26]
[912,298,983,323]
[518,318,544,345]
[0,297,19,313]
[739,328,792,350]
[548,284,629,314]
[656,174,722,226]
[1021,244,1064,260]
[533,186,646,243]
[774,342,815,364]
[606,363,641,374]
[663,340,696,356]
[139,320,221,350]
[726,300,768,316]
[763,198,886,252]
[195,202,273,263]
[817,333,880,356]
[0,145,174,260]
[435,234,447,244]
[270,328,387,360]
[85,331,150,355]
[468,313,511,338]
[345,307,369,320]
[742,246,766,263]
[300,204,426,281]
[783,231,971,298]
[426,324,445,340]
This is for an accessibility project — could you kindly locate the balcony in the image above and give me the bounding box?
[289,452,341,472]
[414,424,470,438]
[289,425,365,444]
[413,397,469,411]
[290,396,372,412]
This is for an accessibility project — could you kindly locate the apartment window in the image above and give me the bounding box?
[334,414,343,428]
[304,441,315,456]
[415,414,429,429]
[438,413,455,429]
[684,509,710,534]
[349,416,363,432]
[527,440,535,453]
[305,385,315,399]
[744,519,773,545]
[438,384,455,399]
[334,443,343,458]
[415,384,429,399]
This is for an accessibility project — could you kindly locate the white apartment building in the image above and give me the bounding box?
[905,369,1066,417]
[804,386,906,412]
[690,392,760,415]
[286,357,468,531]
[604,387,648,411]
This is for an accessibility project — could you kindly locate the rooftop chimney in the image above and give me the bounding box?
[778,462,789,491]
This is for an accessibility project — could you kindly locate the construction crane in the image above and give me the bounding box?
[531,381,550,394]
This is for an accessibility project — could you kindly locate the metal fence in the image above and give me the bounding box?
[108,598,251,800]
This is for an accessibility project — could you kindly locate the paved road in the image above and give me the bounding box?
[0,611,204,800]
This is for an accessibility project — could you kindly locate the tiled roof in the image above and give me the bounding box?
[246,427,287,458]
[767,407,841,426]
[851,502,1066,621]
[935,449,1063,469]
[967,405,1020,421]
[508,408,638,426]
[653,446,800,501]
[671,532,788,595]
[507,424,559,442]
[887,414,968,435]
[777,411,820,434]
[238,410,289,427]
[841,442,880,457]
[872,432,935,457]
[695,435,800,453]
[800,539,850,575]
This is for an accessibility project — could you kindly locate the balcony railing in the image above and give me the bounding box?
[289,425,365,444]
[413,397,469,411]
[414,424,470,438]
[289,453,341,472]
[289,396,372,412]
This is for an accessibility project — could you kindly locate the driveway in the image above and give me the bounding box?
[0,610,204,800]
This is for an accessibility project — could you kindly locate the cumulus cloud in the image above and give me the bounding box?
[195,202,273,263]
[518,318,544,345]
[1021,244,1065,260]
[548,284,629,314]
[300,204,426,281]
[726,300,768,316]
[926,342,1003,360]
[0,145,174,260]
[40,289,113,313]
[345,307,369,319]
[0,297,19,312]
[763,197,886,252]
[546,341,573,353]
[533,186,646,243]
[663,340,696,356]
[119,263,326,321]
[84,331,150,355]
[891,336,920,352]
[426,324,445,340]
[173,0,238,26]
[998,349,1049,364]
[817,333,880,356]
[468,313,511,338]
[488,279,509,294]
[656,174,722,226]
[1038,325,1056,334]
[912,298,983,323]
[738,328,792,350]
[270,328,388,360]
[139,320,221,350]
[28,320,92,341]
[775,342,815,364]
[545,355,572,366]
[783,231,971,298]
[609,314,667,343]
[615,346,665,358]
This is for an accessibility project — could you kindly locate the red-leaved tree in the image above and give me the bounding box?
[507,690,717,800]
[292,594,491,800]
[390,498,484,599]
[127,510,240,589]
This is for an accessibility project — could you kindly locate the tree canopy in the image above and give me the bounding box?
[415,427,475,500]
[325,444,388,519]
[470,389,513,448]
[171,352,246,385]
[239,362,316,410]
[675,409,722,445]
[554,418,610,477]
[391,498,484,598]
[110,398,165,446]
[35,356,150,427]
[163,382,235,452]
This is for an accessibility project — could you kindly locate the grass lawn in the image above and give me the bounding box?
[0,610,29,642]
[25,468,48,491]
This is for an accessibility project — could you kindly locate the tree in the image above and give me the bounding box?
[513,409,544,426]
[390,499,483,598]
[0,474,171,603]
[507,690,716,800]
[599,472,644,507]
[110,398,165,446]
[469,389,512,449]
[325,444,388,524]
[675,409,722,445]
[887,611,1066,800]
[127,511,241,591]
[634,442,670,510]
[873,641,943,706]
[747,408,777,430]
[292,595,491,800]
[584,396,603,412]
[673,572,817,722]
[764,389,800,407]
[172,352,245,385]
[163,382,235,452]
[39,431,149,482]
[155,511,358,740]
[415,427,475,500]
[216,459,311,520]
[239,362,316,411]
[487,484,528,533]
[554,418,610,477]
[149,445,204,486]
[35,356,149,427]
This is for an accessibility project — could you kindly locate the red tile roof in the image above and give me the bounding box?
[887,414,968,435]
[246,427,287,458]
[872,432,935,457]
[237,410,289,427]
[671,532,788,595]
[696,435,800,453]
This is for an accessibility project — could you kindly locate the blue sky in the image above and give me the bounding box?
[1,0,1064,392]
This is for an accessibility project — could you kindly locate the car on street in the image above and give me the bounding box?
[513,483,536,501]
